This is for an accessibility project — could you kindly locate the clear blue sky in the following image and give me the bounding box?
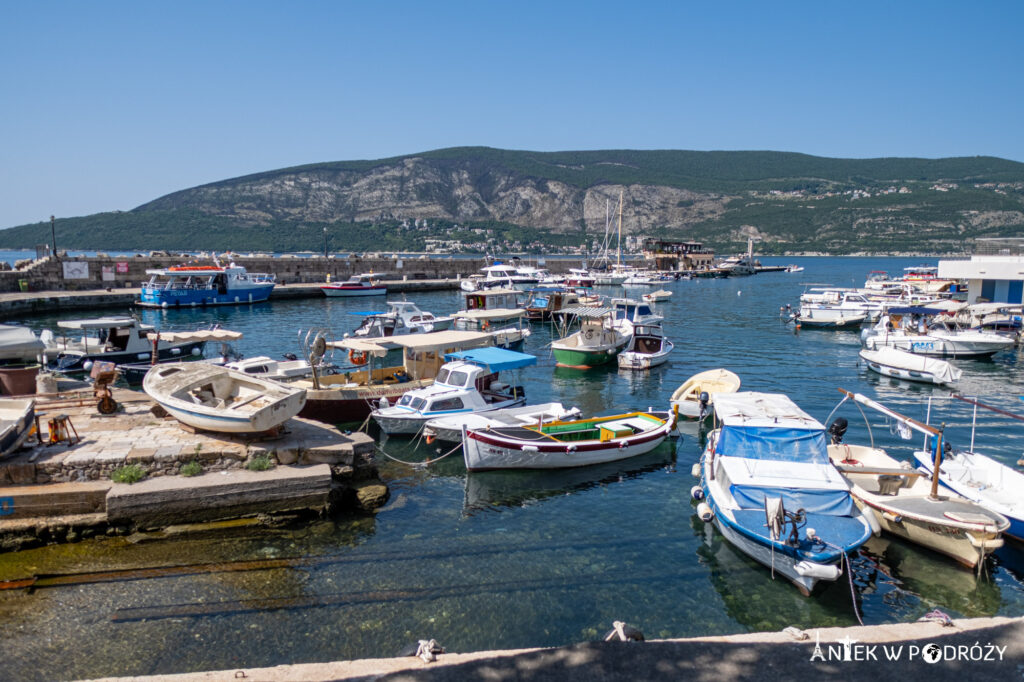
[2,1,1022,228]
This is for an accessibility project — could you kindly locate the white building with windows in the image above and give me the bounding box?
[939,238,1024,304]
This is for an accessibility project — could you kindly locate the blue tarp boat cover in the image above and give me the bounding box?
[887,306,943,316]
[730,484,854,516]
[444,347,537,371]
[716,426,830,465]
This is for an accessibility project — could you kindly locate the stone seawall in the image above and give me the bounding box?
[0,255,589,293]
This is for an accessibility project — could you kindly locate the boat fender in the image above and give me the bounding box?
[82,360,93,371]
[794,561,841,581]
[378,396,389,409]
[881,511,903,524]
[191,347,202,356]
[861,507,882,536]
[521,445,539,452]
[691,463,701,478]
[696,502,714,522]
[566,444,577,453]
[603,621,644,642]
[170,347,181,355]
[690,485,703,501]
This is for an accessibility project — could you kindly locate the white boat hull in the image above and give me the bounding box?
[321,286,387,297]
[858,348,961,386]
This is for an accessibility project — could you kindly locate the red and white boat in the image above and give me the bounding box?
[321,273,387,297]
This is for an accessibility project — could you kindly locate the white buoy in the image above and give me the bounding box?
[690,485,704,500]
[737,290,742,296]
[82,360,93,371]
[696,502,714,522]
[691,463,701,478]
[191,347,202,356]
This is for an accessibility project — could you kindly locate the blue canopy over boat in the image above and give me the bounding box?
[887,306,942,316]
[444,347,537,371]
[348,311,387,316]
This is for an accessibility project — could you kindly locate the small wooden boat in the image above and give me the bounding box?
[0,398,35,459]
[462,410,672,471]
[828,390,1009,568]
[143,363,306,433]
[642,289,673,303]
[617,324,673,370]
[670,368,740,424]
[858,346,961,386]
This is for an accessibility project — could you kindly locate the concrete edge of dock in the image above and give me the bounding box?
[84,615,1023,681]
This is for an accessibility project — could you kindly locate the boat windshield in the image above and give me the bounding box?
[397,395,426,410]
[440,370,470,387]
[435,367,451,384]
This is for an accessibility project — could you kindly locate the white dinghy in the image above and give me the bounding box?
[670,368,741,426]
[143,363,306,434]
[0,398,35,459]
[424,402,582,443]
[858,346,962,386]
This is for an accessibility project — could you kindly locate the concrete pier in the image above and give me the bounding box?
[0,389,382,549]
[0,279,463,319]
[85,616,1023,681]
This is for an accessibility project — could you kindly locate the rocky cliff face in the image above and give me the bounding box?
[139,156,732,234]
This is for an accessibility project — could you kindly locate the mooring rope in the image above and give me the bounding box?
[375,441,462,468]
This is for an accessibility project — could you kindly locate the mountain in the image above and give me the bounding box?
[3,147,1024,254]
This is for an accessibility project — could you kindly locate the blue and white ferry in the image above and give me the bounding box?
[139,263,276,308]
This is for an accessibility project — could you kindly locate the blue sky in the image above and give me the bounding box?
[1,1,1022,228]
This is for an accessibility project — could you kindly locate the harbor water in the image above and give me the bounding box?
[2,256,1023,680]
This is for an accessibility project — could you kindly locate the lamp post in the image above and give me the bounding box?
[50,215,57,261]
[323,226,328,259]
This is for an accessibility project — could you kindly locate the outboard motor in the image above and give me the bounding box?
[698,391,711,421]
[828,417,848,445]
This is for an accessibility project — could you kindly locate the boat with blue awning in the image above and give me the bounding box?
[371,347,537,435]
[140,263,275,307]
[697,392,874,595]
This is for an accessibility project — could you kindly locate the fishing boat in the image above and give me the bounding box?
[462,410,672,471]
[617,324,673,370]
[564,268,596,288]
[453,288,531,349]
[858,346,961,386]
[424,402,581,443]
[42,318,208,371]
[297,330,494,424]
[0,398,35,459]
[826,390,1009,568]
[320,273,387,297]
[371,347,536,435]
[143,363,306,434]
[611,298,663,337]
[139,263,275,307]
[911,395,1024,542]
[550,307,629,369]
[523,287,583,321]
[863,308,1014,358]
[698,392,874,595]
[349,301,453,338]
[670,368,741,423]
[642,290,672,303]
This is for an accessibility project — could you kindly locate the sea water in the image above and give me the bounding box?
[1,256,1022,680]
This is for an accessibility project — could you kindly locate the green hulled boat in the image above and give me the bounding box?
[550,310,629,369]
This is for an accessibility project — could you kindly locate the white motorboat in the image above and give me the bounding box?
[0,325,45,364]
[827,390,1009,568]
[670,368,741,424]
[911,395,1024,542]
[462,410,672,471]
[371,347,536,435]
[796,312,867,329]
[784,265,804,273]
[621,274,658,287]
[0,398,35,459]
[796,288,887,323]
[144,363,306,433]
[611,298,663,337]
[139,262,275,307]
[222,355,316,382]
[350,301,453,338]
[863,308,1014,358]
[321,273,387,297]
[699,392,873,595]
[858,346,961,386]
[642,290,672,303]
[617,324,673,370]
[424,402,582,443]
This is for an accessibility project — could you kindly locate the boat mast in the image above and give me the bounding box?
[616,190,623,269]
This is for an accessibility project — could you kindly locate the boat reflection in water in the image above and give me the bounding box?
[858,536,1002,619]
[462,443,676,515]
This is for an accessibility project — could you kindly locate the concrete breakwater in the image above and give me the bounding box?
[0,254,586,293]
[0,389,386,552]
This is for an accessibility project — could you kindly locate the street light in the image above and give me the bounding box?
[323,226,328,259]
[50,215,57,261]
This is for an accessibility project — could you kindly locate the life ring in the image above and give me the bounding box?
[348,349,368,365]
[584,329,594,340]
[482,320,490,331]
[841,458,861,466]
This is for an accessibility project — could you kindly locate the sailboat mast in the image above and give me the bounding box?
[617,190,623,268]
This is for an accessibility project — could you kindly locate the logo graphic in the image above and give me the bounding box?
[922,643,942,664]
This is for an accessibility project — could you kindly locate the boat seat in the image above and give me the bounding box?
[877,474,905,496]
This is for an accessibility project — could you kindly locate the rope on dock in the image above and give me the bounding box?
[374,441,462,468]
